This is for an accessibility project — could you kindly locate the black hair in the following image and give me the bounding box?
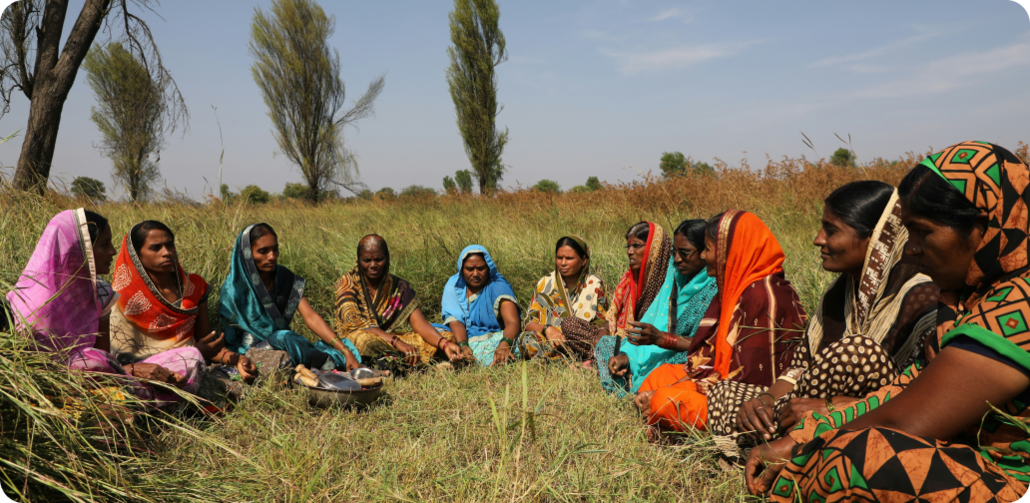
[674,219,707,250]
[249,223,278,243]
[130,220,174,253]
[706,212,725,242]
[555,237,588,259]
[625,221,650,242]
[357,234,390,261]
[823,180,895,238]
[898,164,981,233]
[83,210,109,243]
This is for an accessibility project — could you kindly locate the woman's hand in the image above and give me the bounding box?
[608,354,630,378]
[128,363,189,389]
[777,397,828,435]
[236,354,257,383]
[744,437,795,495]
[391,338,420,366]
[635,389,655,418]
[738,395,778,441]
[344,350,363,372]
[493,341,514,366]
[460,344,475,361]
[543,326,565,347]
[195,330,225,360]
[440,340,464,362]
[626,321,662,346]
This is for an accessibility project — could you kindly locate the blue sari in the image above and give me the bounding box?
[218,224,360,370]
[597,263,717,397]
[432,245,521,366]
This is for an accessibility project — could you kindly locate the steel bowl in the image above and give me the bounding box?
[293,375,385,409]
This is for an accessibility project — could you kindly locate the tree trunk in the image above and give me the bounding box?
[12,0,111,192]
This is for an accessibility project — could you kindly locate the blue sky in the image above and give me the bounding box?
[1,0,1029,199]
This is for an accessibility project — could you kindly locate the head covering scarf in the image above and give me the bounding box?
[437,245,519,338]
[922,142,1030,365]
[110,223,209,357]
[803,190,936,368]
[606,222,672,334]
[6,209,106,351]
[525,235,608,328]
[219,224,305,350]
[698,210,786,380]
[219,224,359,368]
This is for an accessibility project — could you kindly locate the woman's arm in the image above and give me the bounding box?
[838,346,1029,439]
[410,307,463,361]
[493,300,521,365]
[523,320,546,333]
[448,320,474,360]
[297,298,362,368]
[193,303,225,361]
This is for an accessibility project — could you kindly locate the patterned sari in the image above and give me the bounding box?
[708,191,939,452]
[595,222,673,394]
[8,211,201,403]
[219,224,359,372]
[640,210,807,431]
[769,142,1030,502]
[431,245,520,366]
[518,235,610,360]
[334,262,451,366]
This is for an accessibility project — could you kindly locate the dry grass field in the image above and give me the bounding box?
[3,145,1022,502]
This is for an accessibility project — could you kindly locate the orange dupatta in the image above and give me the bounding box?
[709,210,785,379]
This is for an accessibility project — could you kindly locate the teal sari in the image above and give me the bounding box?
[597,263,717,397]
[218,224,360,370]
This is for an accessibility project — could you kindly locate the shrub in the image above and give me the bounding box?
[400,185,437,199]
[239,185,272,204]
[532,179,561,194]
[70,176,107,202]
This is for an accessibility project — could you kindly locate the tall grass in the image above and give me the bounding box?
[0,151,932,501]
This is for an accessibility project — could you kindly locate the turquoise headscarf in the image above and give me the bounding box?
[620,262,717,394]
[219,224,360,369]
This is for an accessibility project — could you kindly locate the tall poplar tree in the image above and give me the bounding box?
[446,0,507,195]
[83,42,167,202]
[250,0,383,202]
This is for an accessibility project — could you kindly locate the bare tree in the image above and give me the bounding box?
[249,0,383,203]
[447,0,508,195]
[83,42,166,201]
[0,0,187,193]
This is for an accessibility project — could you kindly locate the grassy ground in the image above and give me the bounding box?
[0,154,939,502]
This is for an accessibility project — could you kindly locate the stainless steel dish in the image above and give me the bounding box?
[293,374,385,408]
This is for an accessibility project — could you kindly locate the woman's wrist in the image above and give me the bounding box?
[125,363,135,376]
[656,333,678,349]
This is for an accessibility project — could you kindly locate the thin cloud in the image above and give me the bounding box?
[603,41,757,74]
[650,8,693,24]
[849,40,1030,99]
[811,30,939,68]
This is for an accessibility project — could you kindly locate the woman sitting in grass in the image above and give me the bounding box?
[593,221,672,392]
[335,235,465,370]
[746,142,1030,501]
[431,244,522,366]
[598,219,718,398]
[518,236,610,361]
[8,210,201,403]
[219,223,363,376]
[709,181,938,456]
[635,210,807,433]
[109,221,251,401]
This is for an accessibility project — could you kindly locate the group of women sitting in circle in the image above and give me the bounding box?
[6,140,1030,500]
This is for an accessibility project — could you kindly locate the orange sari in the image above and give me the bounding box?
[640,210,807,430]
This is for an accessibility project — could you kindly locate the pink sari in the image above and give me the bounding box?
[6,209,202,403]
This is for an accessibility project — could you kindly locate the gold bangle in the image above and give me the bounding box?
[825,397,836,413]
